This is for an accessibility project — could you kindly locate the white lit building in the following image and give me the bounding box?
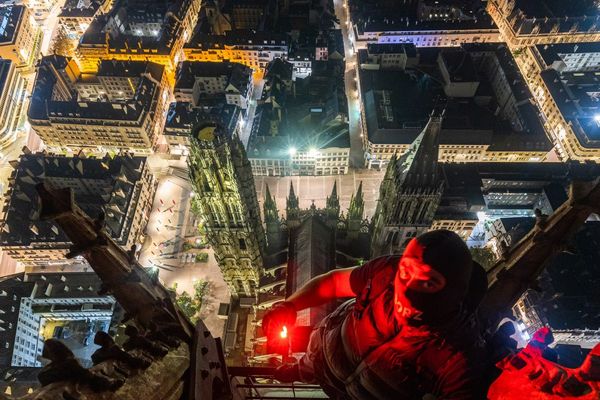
[0,59,26,151]
[0,272,115,367]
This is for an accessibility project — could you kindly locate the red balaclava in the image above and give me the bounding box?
[394,230,473,326]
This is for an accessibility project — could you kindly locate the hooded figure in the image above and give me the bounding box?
[263,230,488,399]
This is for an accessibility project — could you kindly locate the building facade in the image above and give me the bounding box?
[0,60,26,151]
[350,0,500,50]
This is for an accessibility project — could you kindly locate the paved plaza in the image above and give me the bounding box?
[254,168,384,219]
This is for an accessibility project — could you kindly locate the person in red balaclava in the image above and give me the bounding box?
[262,229,489,399]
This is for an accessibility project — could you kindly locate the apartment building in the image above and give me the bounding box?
[183,30,289,72]
[28,56,169,155]
[0,153,154,267]
[174,61,253,109]
[0,5,41,71]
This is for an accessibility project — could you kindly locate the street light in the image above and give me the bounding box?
[308,148,319,157]
[288,147,297,156]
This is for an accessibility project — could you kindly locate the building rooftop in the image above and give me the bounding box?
[541,69,600,149]
[360,68,494,145]
[535,42,600,70]
[438,161,600,212]
[360,45,551,151]
[0,154,147,248]
[506,0,600,37]
[185,29,289,50]
[164,101,240,137]
[58,0,106,18]
[79,0,197,54]
[28,56,163,125]
[175,61,252,96]
[97,59,165,80]
[0,5,22,45]
[439,50,478,83]
[513,0,599,18]
[349,0,496,34]
[366,42,418,57]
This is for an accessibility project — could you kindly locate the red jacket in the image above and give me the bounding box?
[300,256,488,399]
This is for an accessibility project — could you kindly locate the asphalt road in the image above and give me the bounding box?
[334,0,366,168]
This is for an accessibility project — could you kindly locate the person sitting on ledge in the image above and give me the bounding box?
[262,229,490,399]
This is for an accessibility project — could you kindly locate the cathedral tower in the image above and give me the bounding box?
[286,182,300,229]
[188,125,266,298]
[347,181,364,239]
[371,108,445,257]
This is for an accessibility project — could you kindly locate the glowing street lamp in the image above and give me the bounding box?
[288,147,297,156]
[308,148,319,157]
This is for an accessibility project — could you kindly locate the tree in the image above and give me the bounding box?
[50,27,77,58]
[175,291,198,322]
[193,280,211,310]
[174,279,213,323]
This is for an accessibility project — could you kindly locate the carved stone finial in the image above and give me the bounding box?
[91,331,151,370]
[94,211,106,233]
[38,339,124,392]
[123,326,169,359]
[147,321,182,348]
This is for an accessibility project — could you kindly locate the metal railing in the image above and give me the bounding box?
[228,367,329,400]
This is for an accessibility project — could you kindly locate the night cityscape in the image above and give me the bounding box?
[0,0,598,398]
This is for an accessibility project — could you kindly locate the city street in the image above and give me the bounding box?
[238,76,265,147]
[334,0,365,168]
[137,172,231,337]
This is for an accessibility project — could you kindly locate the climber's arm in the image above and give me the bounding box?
[262,267,357,333]
[286,267,357,311]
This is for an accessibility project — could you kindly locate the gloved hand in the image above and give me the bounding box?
[488,327,600,399]
[262,301,296,336]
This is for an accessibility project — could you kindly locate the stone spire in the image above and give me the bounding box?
[264,184,282,249]
[370,107,445,256]
[286,181,299,219]
[325,181,340,225]
[347,181,364,239]
[396,106,443,188]
[348,181,364,221]
[263,184,278,223]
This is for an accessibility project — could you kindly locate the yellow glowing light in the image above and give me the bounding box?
[280,325,287,339]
